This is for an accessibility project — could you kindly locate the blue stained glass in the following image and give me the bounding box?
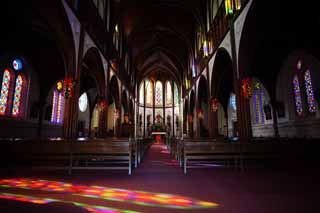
[12,59,23,71]
[293,74,303,116]
[304,70,316,113]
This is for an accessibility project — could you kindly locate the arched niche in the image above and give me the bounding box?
[276,51,320,137]
[107,75,120,136]
[189,90,195,138]
[211,48,234,139]
[197,75,209,138]
[249,78,274,137]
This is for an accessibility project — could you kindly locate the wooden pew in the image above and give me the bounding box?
[5,138,135,175]
[70,140,133,175]
[183,141,241,174]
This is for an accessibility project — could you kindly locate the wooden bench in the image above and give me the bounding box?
[183,141,241,174]
[5,138,136,175]
[70,140,133,175]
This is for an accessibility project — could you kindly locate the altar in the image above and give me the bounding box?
[151,132,166,143]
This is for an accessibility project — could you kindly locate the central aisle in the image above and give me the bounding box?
[136,142,180,174]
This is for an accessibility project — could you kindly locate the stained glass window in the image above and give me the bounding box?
[57,92,64,123]
[293,74,303,116]
[304,69,316,113]
[155,81,163,106]
[253,88,264,124]
[12,75,23,116]
[174,82,179,106]
[230,94,237,111]
[145,80,153,106]
[165,81,172,106]
[51,90,58,122]
[139,84,144,105]
[92,105,99,129]
[51,87,64,123]
[0,70,11,115]
[192,63,196,78]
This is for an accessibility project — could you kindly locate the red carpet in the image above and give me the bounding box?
[0,142,318,212]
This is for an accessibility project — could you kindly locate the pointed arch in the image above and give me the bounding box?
[165,81,173,106]
[12,74,24,116]
[155,81,163,106]
[145,79,154,106]
[0,69,13,115]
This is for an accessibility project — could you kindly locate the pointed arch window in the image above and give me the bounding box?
[174,82,179,106]
[0,58,28,117]
[91,104,99,129]
[253,84,264,124]
[139,84,144,105]
[293,74,303,116]
[12,75,23,116]
[293,60,316,116]
[51,81,65,124]
[155,81,163,107]
[304,69,316,112]
[0,70,11,115]
[145,80,153,106]
[165,81,172,106]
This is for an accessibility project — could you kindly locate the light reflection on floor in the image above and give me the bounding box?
[0,192,140,213]
[0,178,218,210]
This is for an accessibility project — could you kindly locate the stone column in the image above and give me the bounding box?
[63,25,85,139]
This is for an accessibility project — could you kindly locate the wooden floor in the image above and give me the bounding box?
[0,142,318,213]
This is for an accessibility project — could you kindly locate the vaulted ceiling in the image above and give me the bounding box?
[119,0,206,84]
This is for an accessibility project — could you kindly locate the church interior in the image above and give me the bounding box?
[0,0,319,212]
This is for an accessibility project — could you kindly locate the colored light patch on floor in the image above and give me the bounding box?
[0,178,218,209]
[0,192,141,213]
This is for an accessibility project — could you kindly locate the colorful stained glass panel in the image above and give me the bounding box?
[51,90,58,122]
[166,81,172,106]
[139,84,144,105]
[304,69,316,112]
[174,83,179,106]
[12,75,23,116]
[57,92,64,123]
[0,70,11,115]
[293,74,303,116]
[253,89,264,124]
[155,81,163,106]
[146,80,153,106]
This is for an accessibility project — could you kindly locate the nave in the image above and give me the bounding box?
[0,141,317,213]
